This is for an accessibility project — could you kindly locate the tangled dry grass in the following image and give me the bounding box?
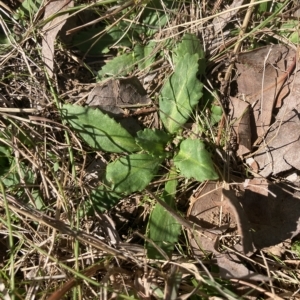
[0,0,300,299]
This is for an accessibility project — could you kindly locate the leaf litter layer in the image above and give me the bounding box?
[0,0,300,299]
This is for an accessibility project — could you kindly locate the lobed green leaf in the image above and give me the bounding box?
[159,53,204,133]
[173,33,205,68]
[61,104,140,153]
[105,153,163,195]
[135,128,171,158]
[134,41,157,70]
[174,139,218,181]
[97,53,136,80]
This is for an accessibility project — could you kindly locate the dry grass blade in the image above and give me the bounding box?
[230,279,285,300]
[46,263,105,300]
[0,0,299,298]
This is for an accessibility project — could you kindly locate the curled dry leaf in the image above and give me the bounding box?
[42,0,74,77]
[187,182,262,280]
[188,179,300,279]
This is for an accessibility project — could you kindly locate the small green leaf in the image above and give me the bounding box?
[17,0,42,17]
[159,53,204,133]
[62,104,140,153]
[134,41,157,70]
[199,90,222,126]
[32,190,45,210]
[0,158,41,207]
[174,139,218,181]
[73,27,132,55]
[258,1,270,13]
[173,33,205,67]
[0,143,11,176]
[210,105,223,126]
[0,34,12,54]
[97,53,136,80]
[135,128,171,158]
[291,241,300,258]
[53,162,59,172]
[105,153,163,195]
[137,0,169,36]
[0,135,38,201]
[280,20,300,43]
[89,186,122,213]
[147,168,181,259]
[1,160,35,191]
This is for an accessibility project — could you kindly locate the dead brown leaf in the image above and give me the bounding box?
[231,178,300,249]
[187,182,262,280]
[42,0,73,77]
[235,45,296,141]
[86,77,151,135]
[231,44,300,176]
[254,78,300,176]
[211,0,244,35]
[229,97,251,156]
[188,179,300,279]
[86,77,151,115]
